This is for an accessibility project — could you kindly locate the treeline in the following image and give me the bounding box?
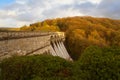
[20,16,120,60]
[0,28,20,31]
[20,21,60,31]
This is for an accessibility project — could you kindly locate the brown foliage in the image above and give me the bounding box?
[20,16,120,60]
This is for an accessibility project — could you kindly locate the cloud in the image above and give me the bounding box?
[73,2,96,14]
[94,0,120,19]
[0,0,120,27]
[0,18,30,27]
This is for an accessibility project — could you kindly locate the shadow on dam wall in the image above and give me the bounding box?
[0,31,72,61]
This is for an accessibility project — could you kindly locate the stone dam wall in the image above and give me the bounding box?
[0,31,72,61]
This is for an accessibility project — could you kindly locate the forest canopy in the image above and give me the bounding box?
[1,16,120,80]
[20,16,120,60]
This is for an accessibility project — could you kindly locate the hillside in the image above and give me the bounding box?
[1,16,120,80]
[20,16,120,31]
[20,16,120,60]
[0,27,20,31]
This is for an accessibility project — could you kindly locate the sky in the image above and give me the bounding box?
[0,0,120,27]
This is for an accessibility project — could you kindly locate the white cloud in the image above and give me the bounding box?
[0,18,31,27]
[88,0,102,4]
[0,0,119,27]
[15,0,28,4]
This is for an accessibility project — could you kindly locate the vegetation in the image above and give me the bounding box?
[0,27,20,31]
[1,16,120,80]
[20,16,120,60]
[0,55,73,80]
[20,21,60,31]
[0,46,120,80]
[75,46,120,80]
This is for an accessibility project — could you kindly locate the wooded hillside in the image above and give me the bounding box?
[20,16,120,60]
[1,16,120,80]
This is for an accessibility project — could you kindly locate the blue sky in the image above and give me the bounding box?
[0,0,15,7]
[0,0,120,27]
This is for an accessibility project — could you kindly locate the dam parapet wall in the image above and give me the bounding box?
[0,31,72,61]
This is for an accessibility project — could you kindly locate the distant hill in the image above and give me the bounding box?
[20,16,120,59]
[0,27,20,31]
[20,16,120,32]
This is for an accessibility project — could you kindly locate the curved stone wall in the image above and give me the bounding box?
[0,31,72,61]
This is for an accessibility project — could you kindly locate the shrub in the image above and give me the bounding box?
[75,46,120,80]
[0,46,120,80]
[0,55,73,80]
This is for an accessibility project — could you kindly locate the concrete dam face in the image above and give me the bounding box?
[0,31,72,61]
